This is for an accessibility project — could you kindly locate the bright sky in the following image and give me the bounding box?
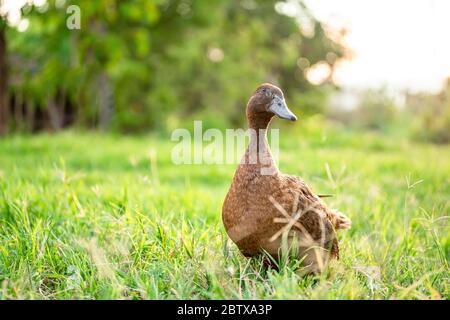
[2,0,450,93]
[304,0,450,93]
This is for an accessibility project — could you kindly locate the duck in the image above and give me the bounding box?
[222,83,351,273]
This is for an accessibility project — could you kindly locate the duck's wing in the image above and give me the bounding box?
[327,208,352,230]
[282,174,351,230]
[282,174,323,202]
[275,174,341,259]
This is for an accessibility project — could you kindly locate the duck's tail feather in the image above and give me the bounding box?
[328,208,352,230]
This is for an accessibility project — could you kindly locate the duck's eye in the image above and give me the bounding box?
[262,88,267,93]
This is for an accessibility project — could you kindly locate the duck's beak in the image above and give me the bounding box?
[268,95,297,121]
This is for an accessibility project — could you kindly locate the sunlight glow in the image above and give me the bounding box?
[304,0,450,92]
[305,62,331,85]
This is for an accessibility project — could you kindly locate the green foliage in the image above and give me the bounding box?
[4,0,346,132]
[323,83,450,145]
[0,126,448,299]
[356,88,397,130]
[326,88,398,132]
[407,80,450,144]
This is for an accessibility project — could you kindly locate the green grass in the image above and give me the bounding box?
[0,121,449,299]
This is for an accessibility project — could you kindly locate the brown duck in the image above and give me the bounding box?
[222,83,351,273]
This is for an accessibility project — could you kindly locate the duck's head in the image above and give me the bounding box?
[247,83,297,127]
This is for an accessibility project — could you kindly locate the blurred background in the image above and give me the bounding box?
[0,0,449,144]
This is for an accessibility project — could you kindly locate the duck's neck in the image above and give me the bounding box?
[247,111,273,131]
[242,113,278,175]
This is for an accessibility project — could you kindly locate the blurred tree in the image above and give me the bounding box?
[0,1,8,135]
[145,0,347,130]
[407,78,450,144]
[3,0,347,133]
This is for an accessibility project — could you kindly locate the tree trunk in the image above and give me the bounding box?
[47,97,63,131]
[98,71,113,130]
[0,23,9,135]
[25,99,35,132]
[13,92,23,131]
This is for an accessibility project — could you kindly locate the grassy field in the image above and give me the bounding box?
[0,121,449,299]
